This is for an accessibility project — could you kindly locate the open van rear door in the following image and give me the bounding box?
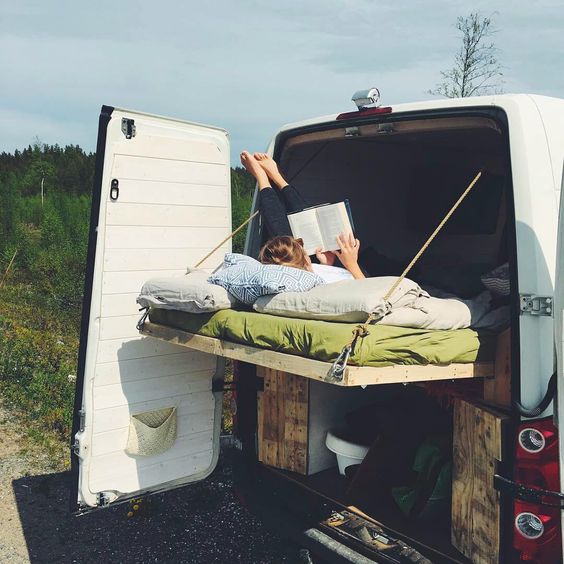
[557,170,564,557]
[71,106,231,510]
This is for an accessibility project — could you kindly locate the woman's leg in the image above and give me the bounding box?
[240,151,292,237]
[254,153,307,213]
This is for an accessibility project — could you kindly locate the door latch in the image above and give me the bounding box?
[519,294,553,317]
[110,179,119,201]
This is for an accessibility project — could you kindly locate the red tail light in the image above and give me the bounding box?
[336,106,393,121]
[513,418,561,563]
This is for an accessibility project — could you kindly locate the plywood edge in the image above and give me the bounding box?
[345,361,494,386]
[140,321,494,388]
[141,321,347,385]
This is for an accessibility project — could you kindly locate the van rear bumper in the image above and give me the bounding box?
[301,527,393,563]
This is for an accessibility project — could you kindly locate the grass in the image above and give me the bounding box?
[0,275,79,467]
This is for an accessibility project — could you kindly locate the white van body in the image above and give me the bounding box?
[73,94,564,562]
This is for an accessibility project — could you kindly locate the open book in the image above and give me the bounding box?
[287,201,354,255]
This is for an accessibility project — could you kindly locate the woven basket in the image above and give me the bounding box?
[125,407,177,456]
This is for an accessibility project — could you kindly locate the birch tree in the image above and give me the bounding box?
[430,13,503,98]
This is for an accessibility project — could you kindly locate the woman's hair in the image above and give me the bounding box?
[259,236,310,270]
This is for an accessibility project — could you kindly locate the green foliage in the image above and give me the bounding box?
[231,166,255,253]
[0,142,256,444]
[0,289,78,439]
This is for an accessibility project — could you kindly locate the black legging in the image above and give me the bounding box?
[258,185,308,238]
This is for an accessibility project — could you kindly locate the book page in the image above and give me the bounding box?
[316,202,353,251]
[287,209,324,255]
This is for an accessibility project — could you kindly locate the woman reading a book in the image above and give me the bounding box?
[240,151,365,281]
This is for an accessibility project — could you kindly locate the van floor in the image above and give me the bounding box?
[280,467,472,564]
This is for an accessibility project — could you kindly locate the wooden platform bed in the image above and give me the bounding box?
[140,320,496,387]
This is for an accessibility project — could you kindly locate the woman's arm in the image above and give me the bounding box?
[334,232,365,279]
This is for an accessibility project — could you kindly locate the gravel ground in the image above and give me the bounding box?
[0,405,303,564]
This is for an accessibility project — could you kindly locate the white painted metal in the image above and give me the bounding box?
[274,93,564,412]
[555,163,564,563]
[75,108,230,508]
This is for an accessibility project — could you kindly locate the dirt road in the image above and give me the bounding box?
[0,404,300,563]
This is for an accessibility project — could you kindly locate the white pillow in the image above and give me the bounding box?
[137,270,237,313]
[253,277,424,323]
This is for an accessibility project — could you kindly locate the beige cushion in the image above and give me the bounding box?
[137,269,236,313]
[253,277,424,323]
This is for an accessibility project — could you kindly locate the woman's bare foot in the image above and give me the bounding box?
[253,153,289,189]
[240,151,270,189]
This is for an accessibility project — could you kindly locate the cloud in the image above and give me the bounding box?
[0,1,562,162]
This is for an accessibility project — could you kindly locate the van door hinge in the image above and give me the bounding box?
[519,294,553,317]
[78,409,86,432]
[97,492,111,507]
[121,117,136,139]
[72,438,81,456]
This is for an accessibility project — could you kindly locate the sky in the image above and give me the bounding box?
[1,0,563,164]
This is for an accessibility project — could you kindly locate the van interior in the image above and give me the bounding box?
[244,113,514,561]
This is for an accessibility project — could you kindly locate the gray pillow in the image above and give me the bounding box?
[253,277,424,323]
[137,270,236,313]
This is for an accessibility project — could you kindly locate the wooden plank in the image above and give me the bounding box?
[346,361,494,387]
[452,399,508,564]
[141,321,495,388]
[484,328,511,409]
[143,321,346,385]
[256,367,309,474]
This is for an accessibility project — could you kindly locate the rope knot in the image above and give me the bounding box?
[353,325,370,339]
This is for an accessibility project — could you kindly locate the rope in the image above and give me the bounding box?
[330,170,483,381]
[194,210,260,268]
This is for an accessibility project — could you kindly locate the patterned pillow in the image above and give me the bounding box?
[481,262,510,296]
[209,255,324,305]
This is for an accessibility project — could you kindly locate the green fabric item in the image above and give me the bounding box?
[149,308,494,367]
[391,436,452,517]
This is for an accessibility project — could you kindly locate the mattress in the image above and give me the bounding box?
[148,308,495,368]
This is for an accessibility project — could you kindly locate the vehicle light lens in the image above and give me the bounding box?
[519,428,546,453]
[515,512,545,539]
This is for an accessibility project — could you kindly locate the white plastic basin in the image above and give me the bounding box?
[325,429,370,476]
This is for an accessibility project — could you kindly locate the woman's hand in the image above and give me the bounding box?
[335,232,365,279]
[315,248,337,266]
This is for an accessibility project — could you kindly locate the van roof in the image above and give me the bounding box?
[276,93,563,133]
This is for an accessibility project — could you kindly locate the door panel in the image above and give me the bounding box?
[556,162,564,560]
[72,106,230,510]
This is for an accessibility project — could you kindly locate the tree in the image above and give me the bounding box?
[430,13,503,98]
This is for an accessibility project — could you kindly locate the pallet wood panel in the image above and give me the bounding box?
[484,328,511,409]
[452,399,509,564]
[257,367,309,474]
[141,322,495,387]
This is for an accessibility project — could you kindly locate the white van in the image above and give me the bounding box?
[72,93,564,563]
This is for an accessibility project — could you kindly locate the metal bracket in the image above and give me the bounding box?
[71,438,80,456]
[519,294,553,317]
[97,492,111,507]
[344,126,360,138]
[121,117,136,139]
[78,409,86,432]
[495,474,564,509]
